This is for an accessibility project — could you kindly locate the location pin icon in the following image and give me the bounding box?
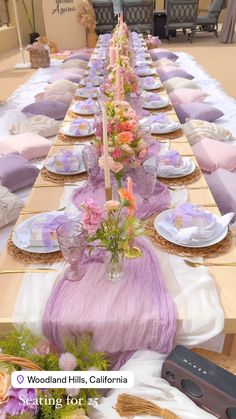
[17,375,24,385]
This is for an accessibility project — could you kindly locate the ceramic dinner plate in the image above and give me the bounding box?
[140,117,181,134]
[60,123,95,138]
[143,79,162,91]
[45,150,86,176]
[80,77,103,87]
[154,209,228,248]
[76,87,98,99]
[156,158,196,178]
[142,96,170,110]
[138,68,157,77]
[13,211,65,254]
[71,102,99,116]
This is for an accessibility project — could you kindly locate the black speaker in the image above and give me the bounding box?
[154,11,176,39]
[161,346,236,419]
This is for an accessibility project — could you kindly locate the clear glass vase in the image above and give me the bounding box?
[106,252,124,281]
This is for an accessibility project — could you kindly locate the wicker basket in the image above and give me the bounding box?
[29,49,50,69]
[0,354,43,371]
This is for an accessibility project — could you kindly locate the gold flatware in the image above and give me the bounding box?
[53,143,87,146]
[0,268,57,274]
[34,184,79,188]
[184,259,236,268]
[168,186,208,191]
[20,206,66,214]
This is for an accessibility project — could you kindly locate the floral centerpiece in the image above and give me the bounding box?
[81,179,143,280]
[105,55,139,98]
[0,329,107,418]
[145,35,162,49]
[94,100,148,185]
[110,23,129,55]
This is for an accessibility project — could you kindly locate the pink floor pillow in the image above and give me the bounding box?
[169,88,208,105]
[0,132,52,160]
[193,137,236,173]
[204,168,236,219]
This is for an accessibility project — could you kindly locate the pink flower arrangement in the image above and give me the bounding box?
[81,198,104,234]
[94,100,148,179]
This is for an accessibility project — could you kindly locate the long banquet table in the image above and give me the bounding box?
[1,43,236,358]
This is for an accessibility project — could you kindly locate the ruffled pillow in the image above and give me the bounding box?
[193,138,236,173]
[35,90,74,106]
[49,70,83,84]
[44,80,78,94]
[163,77,199,93]
[169,88,208,105]
[9,115,61,138]
[183,119,233,145]
[174,103,224,123]
[0,133,52,160]
[61,59,88,70]
[0,153,39,191]
[22,100,69,120]
[0,185,24,228]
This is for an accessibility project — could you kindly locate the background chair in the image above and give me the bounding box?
[196,0,228,37]
[165,0,199,43]
[122,0,154,34]
[92,1,115,35]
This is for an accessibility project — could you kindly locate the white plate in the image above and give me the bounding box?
[60,123,95,138]
[143,79,162,91]
[154,209,228,248]
[45,150,85,176]
[76,88,98,99]
[81,77,103,87]
[151,121,181,134]
[138,68,157,77]
[156,158,195,178]
[12,211,68,254]
[143,96,170,110]
[71,102,99,116]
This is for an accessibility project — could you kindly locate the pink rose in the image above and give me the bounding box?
[105,200,120,212]
[138,149,148,159]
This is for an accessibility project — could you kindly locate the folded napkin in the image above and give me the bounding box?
[68,118,92,136]
[158,204,234,245]
[74,98,98,114]
[16,212,69,249]
[48,150,81,173]
[76,87,97,98]
[157,150,183,168]
[142,93,167,109]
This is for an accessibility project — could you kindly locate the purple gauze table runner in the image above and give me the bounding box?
[43,237,177,369]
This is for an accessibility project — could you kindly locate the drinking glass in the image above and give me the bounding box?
[57,220,86,282]
[82,144,100,188]
[134,165,157,203]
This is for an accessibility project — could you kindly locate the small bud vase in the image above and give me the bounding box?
[106,252,124,281]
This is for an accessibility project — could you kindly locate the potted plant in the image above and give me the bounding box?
[77,0,97,48]
[21,0,39,43]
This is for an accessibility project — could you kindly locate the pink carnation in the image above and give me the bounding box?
[59,353,77,371]
[99,156,123,173]
[81,198,103,234]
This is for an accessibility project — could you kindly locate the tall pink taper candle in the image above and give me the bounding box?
[120,11,124,25]
[116,65,122,101]
[102,108,112,200]
[109,46,116,66]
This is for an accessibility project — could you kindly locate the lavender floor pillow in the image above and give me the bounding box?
[169,88,208,105]
[158,69,194,82]
[204,169,236,219]
[64,53,90,62]
[150,49,178,62]
[49,71,82,84]
[174,103,224,123]
[0,153,39,191]
[22,100,69,120]
[35,91,74,106]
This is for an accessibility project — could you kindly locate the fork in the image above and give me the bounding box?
[184,259,236,268]
[20,206,66,214]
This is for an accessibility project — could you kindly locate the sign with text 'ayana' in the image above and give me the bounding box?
[42,0,87,50]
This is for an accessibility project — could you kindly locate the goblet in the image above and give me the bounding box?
[82,144,100,188]
[134,165,157,204]
[57,220,86,282]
